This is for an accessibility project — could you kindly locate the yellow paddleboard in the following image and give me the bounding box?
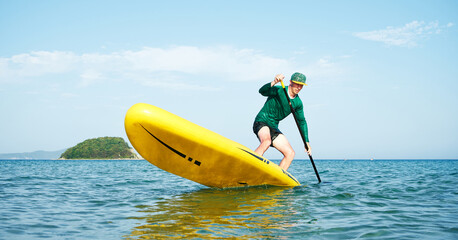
[124,103,300,188]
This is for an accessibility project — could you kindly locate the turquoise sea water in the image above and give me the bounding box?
[0,159,457,239]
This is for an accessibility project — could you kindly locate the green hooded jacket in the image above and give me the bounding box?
[254,83,309,142]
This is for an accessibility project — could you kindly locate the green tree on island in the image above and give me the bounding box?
[60,137,138,159]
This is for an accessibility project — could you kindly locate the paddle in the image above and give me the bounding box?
[280,79,322,183]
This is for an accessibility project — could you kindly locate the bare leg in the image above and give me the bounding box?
[272,134,295,171]
[254,126,272,156]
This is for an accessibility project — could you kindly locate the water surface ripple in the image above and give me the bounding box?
[0,160,457,239]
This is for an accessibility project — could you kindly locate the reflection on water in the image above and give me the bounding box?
[125,186,309,239]
[3,160,456,239]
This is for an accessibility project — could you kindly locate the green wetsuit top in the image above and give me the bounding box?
[254,83,309,142]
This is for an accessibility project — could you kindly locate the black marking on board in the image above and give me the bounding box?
[282,169,300,184]
[139,124,201,167]
[140,124,186,158]
[238,148,270,164]
[238,147,298,184]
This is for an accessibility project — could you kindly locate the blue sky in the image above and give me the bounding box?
[1,0,457,159]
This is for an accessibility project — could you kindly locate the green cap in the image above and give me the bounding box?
[291,72,307,85]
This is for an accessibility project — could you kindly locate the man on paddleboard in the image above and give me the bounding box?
[253,72,311,171]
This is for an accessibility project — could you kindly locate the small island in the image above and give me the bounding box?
[59,137,141,160]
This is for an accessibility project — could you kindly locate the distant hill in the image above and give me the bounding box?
[60,137,140,159]
[0,149,67,159]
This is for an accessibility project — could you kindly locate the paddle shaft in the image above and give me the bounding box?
[280,80,321,183]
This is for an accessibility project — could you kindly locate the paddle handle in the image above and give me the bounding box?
[280,80,321,183]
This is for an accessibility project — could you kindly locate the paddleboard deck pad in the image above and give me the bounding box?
[124,103,300,188]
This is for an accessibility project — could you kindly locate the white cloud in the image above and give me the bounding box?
[0,46,293,90]
[302,56,350,84]
[0,51,77,80]
[353,21,453,47]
